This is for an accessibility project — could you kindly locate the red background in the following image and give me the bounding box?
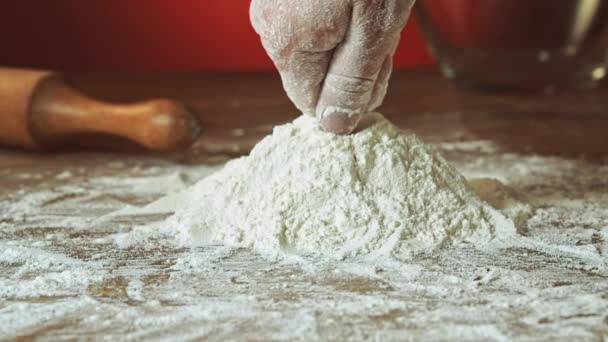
[0,1,434,72]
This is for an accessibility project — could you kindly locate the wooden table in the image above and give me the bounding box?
[1,71,607,341]
[68,69,608,158]
[2,69,607,163]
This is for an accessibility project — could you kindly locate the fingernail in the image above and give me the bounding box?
[319,109,362,135]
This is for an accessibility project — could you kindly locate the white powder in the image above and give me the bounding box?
[0,245,106,299]
[2,128,607,340]
[165,113,515,258]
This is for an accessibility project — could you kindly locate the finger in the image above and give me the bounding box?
[369,55,395,111]
[250,0,350,115]
[274,52,332,116]
[317,0,414,134]
[320,55,396,135]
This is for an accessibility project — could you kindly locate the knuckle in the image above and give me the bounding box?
[355,0,413,33]
[249,0,270,34]
[325,73,376,95]
[253,1,350,60]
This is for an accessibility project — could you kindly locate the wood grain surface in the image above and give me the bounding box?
[1,71,607,341]
[65,70,608,159]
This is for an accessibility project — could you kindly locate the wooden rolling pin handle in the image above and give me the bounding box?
[0,67,201,151]
[29,77,201,151]
[0,68,50,148]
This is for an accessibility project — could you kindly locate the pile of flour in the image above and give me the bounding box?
[165,113,515,258]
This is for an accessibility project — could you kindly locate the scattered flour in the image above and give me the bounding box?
[0,245,106,299]
[164,113,515,258]
[1,125,607,340]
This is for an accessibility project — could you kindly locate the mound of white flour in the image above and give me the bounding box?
[166,113,514,258]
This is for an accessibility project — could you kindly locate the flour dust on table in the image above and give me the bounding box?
[3,115,608,340]
[160,113,516,258]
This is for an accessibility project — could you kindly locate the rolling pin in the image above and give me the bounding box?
[0,67,201,151]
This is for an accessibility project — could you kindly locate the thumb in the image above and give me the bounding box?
[316,0,413,134]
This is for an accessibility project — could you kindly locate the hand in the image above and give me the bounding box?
[251,0,415,134]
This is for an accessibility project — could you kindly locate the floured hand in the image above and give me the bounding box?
[251,0,415,134]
